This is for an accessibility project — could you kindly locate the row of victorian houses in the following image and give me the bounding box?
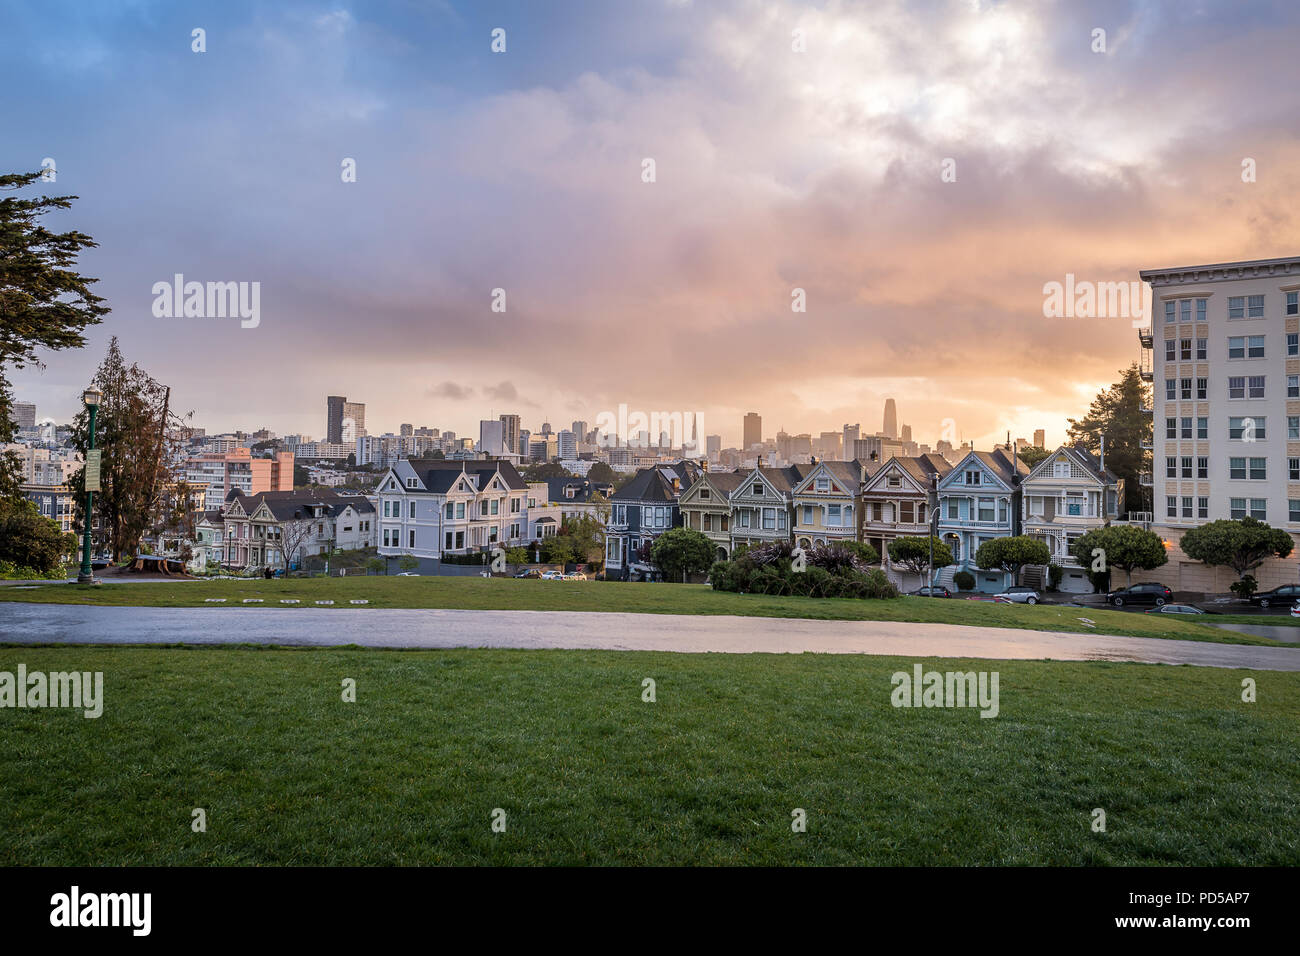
[607,445,1122,592]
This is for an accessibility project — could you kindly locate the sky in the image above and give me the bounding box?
[4,0,1300,449]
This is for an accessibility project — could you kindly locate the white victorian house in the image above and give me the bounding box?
[1021,445,1122,593]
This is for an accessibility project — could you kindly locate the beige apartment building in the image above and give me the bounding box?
[1138,255,1300,590]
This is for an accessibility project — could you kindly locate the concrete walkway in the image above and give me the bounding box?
[1,603,1297,670]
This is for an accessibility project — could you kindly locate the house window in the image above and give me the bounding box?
[802,505,813,524]
[456,502,466,519]
[489,526,498,543]
[409,501,416,518]
[383,501,390,517]
[491,499,499,515]
[826,504,841,527]
[406,478,417,489]
[887,476,901,487]
[763,508,776,530]
[965,471,981,485]
[816,478,830,492]
[753,483,765,496]
[409,530,416,548]
[700,489,710,500]
[947,500,959,519]
[900,502,914,523]
[978,498,995,522]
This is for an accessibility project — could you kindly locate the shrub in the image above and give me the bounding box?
[1047,564,1064,591]
[1229,574,1259,600]
[953,570,976,591]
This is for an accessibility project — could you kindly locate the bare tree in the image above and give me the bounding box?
[273,516,315,572]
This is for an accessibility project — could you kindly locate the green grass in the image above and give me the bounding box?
[1,646,1295,865]
[1,576,1292,646]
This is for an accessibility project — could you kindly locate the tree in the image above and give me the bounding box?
[523,461,571,481]
[539,534,576,565]
[560,513,605,564]
[839,540,880,566]
[888,535,953,576]
[0,497,76,574]
[1067,364,1151,513]
[68,338,189,561]
[586,461,617,485]
[649,527,715,582]
[366,557,386,576]
[1,170,110,501]
[1179,517,1293,581]
[975,535,1051,582]
[398,554,419,573]
[1016,445,1051,469]
[274,517,315,572]
[1070,524,1167,586]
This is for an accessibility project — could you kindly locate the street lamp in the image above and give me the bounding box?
[77,386,102,584]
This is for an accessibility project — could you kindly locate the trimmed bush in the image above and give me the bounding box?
[953,570,976,591]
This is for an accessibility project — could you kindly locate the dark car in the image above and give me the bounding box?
[908,585,952,598]
[1106,583,1173,607]
[1249,584,1300,608]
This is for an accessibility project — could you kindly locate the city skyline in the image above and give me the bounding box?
[7,1,1300,448]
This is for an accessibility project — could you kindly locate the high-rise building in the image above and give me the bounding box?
[558,429,577,459]
[818,431,842,458]
[883,399,898,439]
[479,420,506,456]
[571,421,588,442]
[901,423,912,443]
[706,434,722,458]
[400,423,413,437]
[1034,429,1046,448]
[499,414,521,455]
[843,423,860,453]
[743,412,762,450]
[326,396,366,443]
[12,402,36,430]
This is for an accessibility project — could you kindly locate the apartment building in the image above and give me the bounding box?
[184,447,293,503]
[1139,255,1300,589]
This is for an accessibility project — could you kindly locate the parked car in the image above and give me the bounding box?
[908,585,952,598]
[540,570,565,580]
[1144,604,1205,615]
[396,572,420,577]
[1249,584,1300,608]
[514,569,542,579]
[993,586,1040,605]
[1291,601,1300,619]
[1106,583,1173,607]
[562,572,587,581]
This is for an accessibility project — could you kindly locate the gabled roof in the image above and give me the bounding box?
[680,469,746,504]
[940,448,1030,491]
[228,488,376,521]
[543,476,615,503]
[395,458,528,494]
[793,459,863,496]
[611,466,685,503]
[1024,445,1117,484]
[864,454,952,493]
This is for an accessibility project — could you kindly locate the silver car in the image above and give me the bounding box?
[994,586,1040,605]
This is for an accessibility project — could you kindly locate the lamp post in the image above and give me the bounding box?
[77,386,102,584]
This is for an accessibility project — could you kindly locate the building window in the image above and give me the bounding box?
[1230,417,1265,440]
[1197,497,1208,519]
[1197,457,1208,479]
[1197,337,1208,359]
[1180,299,1192,322]
[1179,338,1191,360]
[1230,457,1246,479]
[1288,292,1299,317]
[1290,458,1300,481]
[1291,416,1300,440]
[1167,496,1178,518]
[1228,296,1245,320]
[1250,458,1267,480]
[1196,297,1207,322]
[1180,456,1192,479]
[1228,336,1245,358]
[1166,418,1177,439]
[1181,497,1193,518]
[1165,340,1176,361]
[1180,378,1192,400]
[1167,459,1178,479]
[1165,379,1176,400]
[1230,497,1247,519]
[1249,376,1266,398]
[1197,417,1208,440]
[1164,300,1175,323]
[1181,417,1192,440]
[1228,376,1245,399]
[1196,379,1208,400]
[1289,375,1299,398]
[1249,295,1265,318]
[1251,498,1267,520]
[1291,500,1300,523]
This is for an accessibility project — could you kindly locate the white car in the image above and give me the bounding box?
[540,570,565,580]
[1291,601,1300,619]
[993,586,1040,605]
[396,572,420,577]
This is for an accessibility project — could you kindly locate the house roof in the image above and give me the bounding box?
[1025,445,1117,484]
[229,488,376,521]
[400,458,528,494]
[543,476,615,503]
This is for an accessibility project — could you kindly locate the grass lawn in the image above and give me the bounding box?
[1,646,1295,865]
[1,576,1294,647]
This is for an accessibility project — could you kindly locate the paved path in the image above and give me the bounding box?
[1,603,1297,670]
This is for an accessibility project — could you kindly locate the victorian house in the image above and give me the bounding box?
[935,448,1030,592]
[678,470,746,562]
[728,464,808,552]
[605,461,703,580]
[860,453,952,587]
[1020,445,1122,592]
[791,460,865,548]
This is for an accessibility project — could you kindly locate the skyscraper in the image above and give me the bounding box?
[843,423,860,453]
[743,412,762,449]
[1034,428,1046,448]
[901,423,912,443]
[479,420,506,455]
[499,414,521,455]
[12,402,36,429]
[571,420,588,442]
[883,399,898,439]
[326,396,366,444]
